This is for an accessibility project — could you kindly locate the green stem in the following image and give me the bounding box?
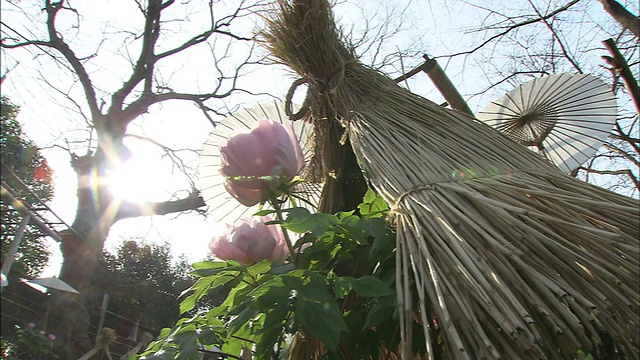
[269,198,297,264]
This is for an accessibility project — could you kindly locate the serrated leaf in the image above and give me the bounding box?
[351,276,394,297]
[358,189,389,218]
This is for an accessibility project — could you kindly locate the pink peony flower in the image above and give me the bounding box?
[27,323,35,328]
[220,119,303,206]
[209,216,288,265]
[39,330,46,335]
[48,334,56,341]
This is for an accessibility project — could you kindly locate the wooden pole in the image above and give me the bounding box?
[393,55,475,117]
[95,293,109,346]
[421,55,475,116]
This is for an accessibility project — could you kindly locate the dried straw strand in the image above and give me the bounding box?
[262,1,640,358]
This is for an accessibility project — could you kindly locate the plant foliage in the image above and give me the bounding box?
[138,189,400,359]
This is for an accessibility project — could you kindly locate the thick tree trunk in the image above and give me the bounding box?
[49,153,113,357]
[48,150,206,357]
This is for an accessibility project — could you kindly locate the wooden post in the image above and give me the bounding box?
[421,55,475,117]
[95,293,109,346]
[393,55,475,117]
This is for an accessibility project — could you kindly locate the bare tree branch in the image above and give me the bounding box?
[578,166,640,190]
[602,38,640,115]
[526,0,583,73]
[598,0,640,38]
[437,0,581,59]
[43,0,102,120]
[115,189,206,221]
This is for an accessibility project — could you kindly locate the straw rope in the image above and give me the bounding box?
[263,0,639,358]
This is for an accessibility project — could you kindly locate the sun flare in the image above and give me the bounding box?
[106,139,184,203]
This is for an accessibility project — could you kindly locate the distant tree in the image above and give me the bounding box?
[92,239,193,335]
[1,1,260,355]
[436,0,639,196]
[0,96,54,278]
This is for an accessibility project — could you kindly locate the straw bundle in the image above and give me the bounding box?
[263,0,640,358]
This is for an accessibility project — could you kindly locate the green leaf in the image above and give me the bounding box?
[358,189,389,218]
[191,261,228,270]
[363,295,396,329]
[256,301,289,357]
[253,209,276,216]
[351,276,394,297]
[229,307,254,333]
[363,188,376,203]
[295,297,348,350]
[192,262,246,277]
[173,325,198,360]
[283,207,339,236]
[247,260,272,276]
[197,327,218,345]
[268,263,297,275]
[282,207,312,233]
[298,272,334,303]
[180,276,215,314]
[332,275,355,298]
[367,219,396,263]
[248,278,289,310]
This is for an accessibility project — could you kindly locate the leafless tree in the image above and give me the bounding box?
[1,0,265,356]
[431,0,639,197]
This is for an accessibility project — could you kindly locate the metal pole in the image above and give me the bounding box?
[1,214,31,278]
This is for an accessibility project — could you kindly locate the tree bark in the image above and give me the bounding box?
[48,150,206,357]
[602,38,640,115]
[598,0,640,38]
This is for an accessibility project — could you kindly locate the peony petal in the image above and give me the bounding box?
[210,236,251,264]
[224,180,263,206]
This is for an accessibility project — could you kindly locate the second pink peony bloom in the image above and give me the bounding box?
[209,216,289,265]
[219,119,304,206]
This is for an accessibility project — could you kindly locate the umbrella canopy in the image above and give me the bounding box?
[198,101,320,223]
[27,277,79,294]
[476,73,617,173]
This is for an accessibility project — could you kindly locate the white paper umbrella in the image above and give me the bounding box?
[198,100,320,223]
[476,73,617,173]
[27,277,79,294]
